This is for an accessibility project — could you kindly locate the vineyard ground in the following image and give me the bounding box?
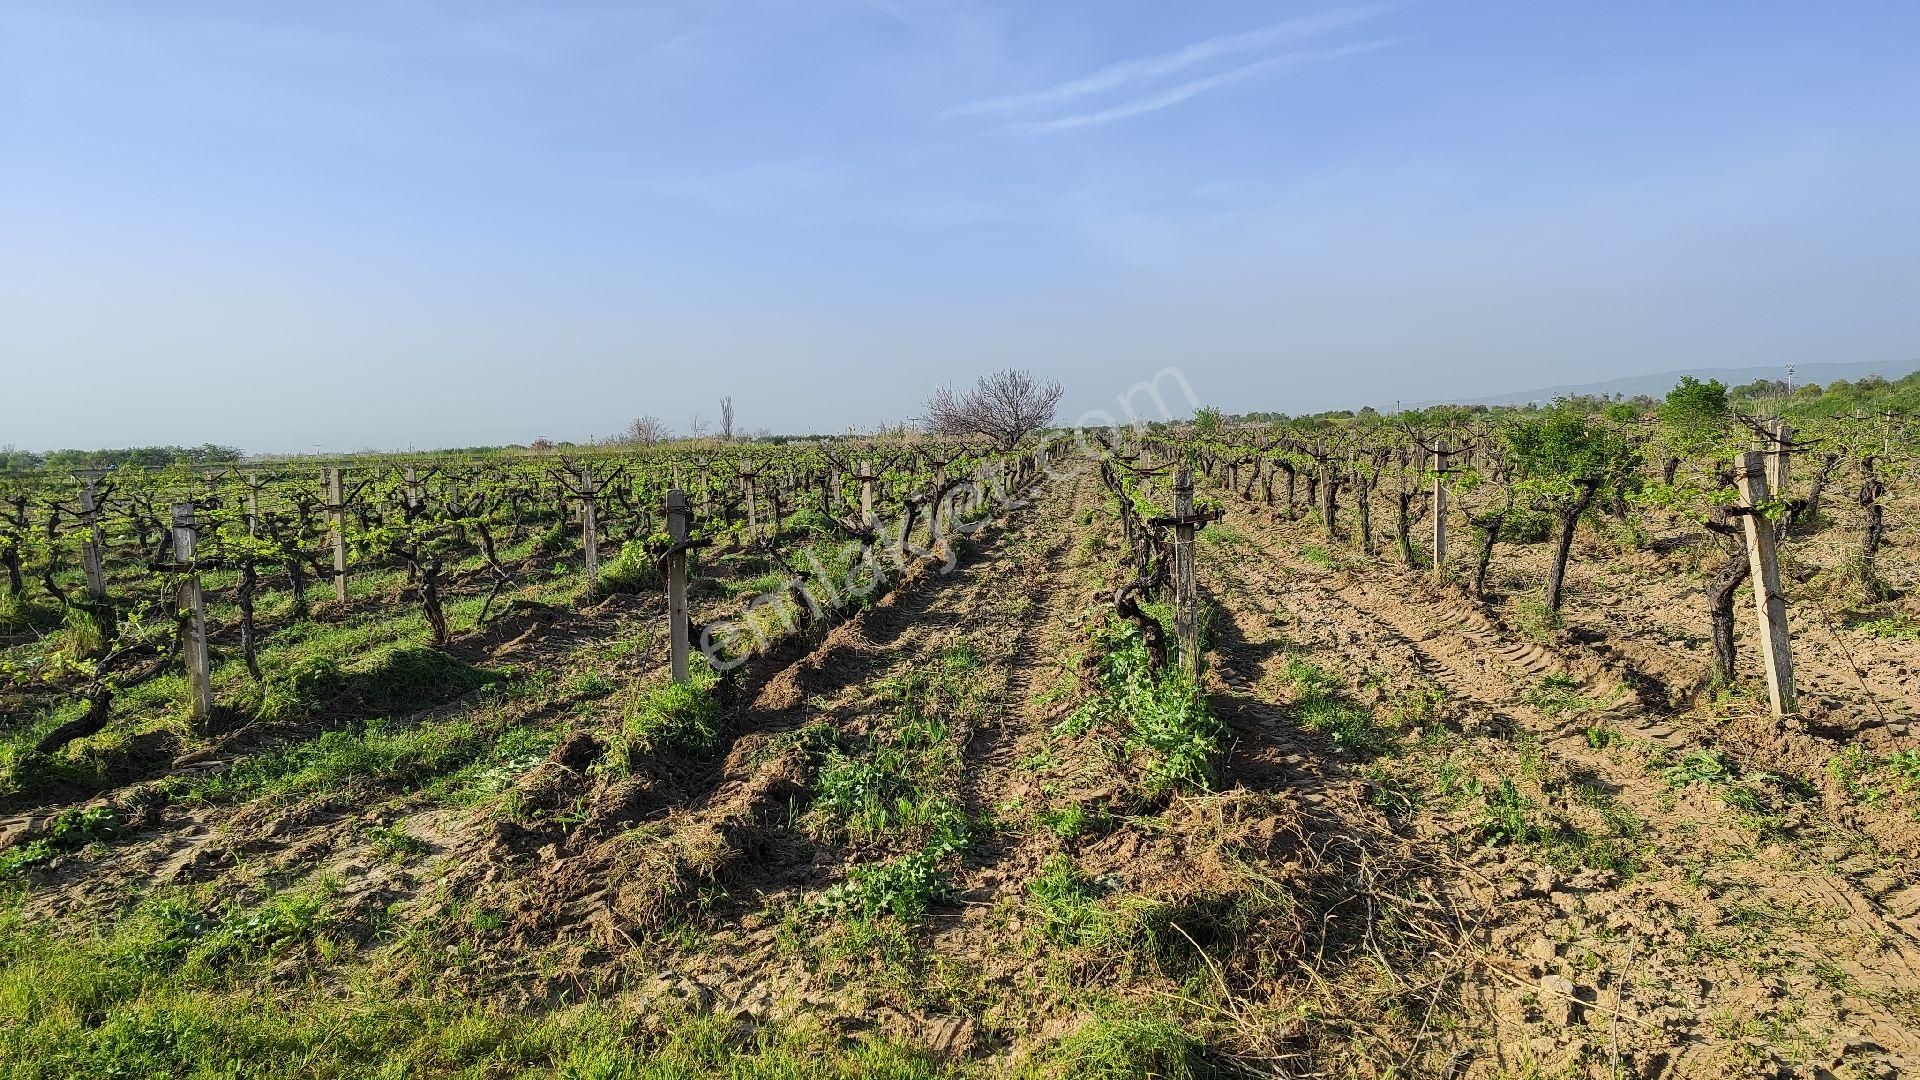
[0,459,1918,1076]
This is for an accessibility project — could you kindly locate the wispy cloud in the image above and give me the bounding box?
[948,5,1389,118]
[1012,39,1394,133]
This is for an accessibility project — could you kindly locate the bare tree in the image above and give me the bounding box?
[923,368,1064,449]
[688,412,710,437]
[624,415,671,446]
[720,396,734,441]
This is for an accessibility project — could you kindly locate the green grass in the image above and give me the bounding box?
[1036,802,1097,840]
[230,642,505,727]
[1523,673,1615,717]
[1040,1006,1213,1080]
[1513,600,1564,643]
[593,542,662,595]
[809,748,960,843]
[362,823,428,862]
[1026,855,1115,947]
[1298,544,1335,569]
[1282,657,1396,759]
[801,641,983,926]
[0,891,951,1078]
[1472,777,1643,874]
[1852,613,1920,640]
[178,714,495,804]
[813,809,968,922]
[1829,746,1920,806]
[0,805,126,877]
[617,673,723,764]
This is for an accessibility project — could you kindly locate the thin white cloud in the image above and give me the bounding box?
[948,5,1390,117]
[1014,39,1394,133]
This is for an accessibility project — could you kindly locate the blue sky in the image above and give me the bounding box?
[3,1,1917,451]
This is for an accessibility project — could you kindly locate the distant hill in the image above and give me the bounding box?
[1426,359,1920,408]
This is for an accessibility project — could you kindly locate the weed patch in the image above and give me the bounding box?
[1283,657,1396,759]
[1066,616,1223,795]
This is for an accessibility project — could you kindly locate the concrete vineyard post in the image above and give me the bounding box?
[666,489,692,684]
[80,476,107,601]
[1432,438,1449,582]
[1736,451,1797,718]
[1173,468,1200,678]
[859,460,874,525]
[1765,422,1792,498]
[172,503,214,726]
[580,465,599,589]
[326,467,348,603]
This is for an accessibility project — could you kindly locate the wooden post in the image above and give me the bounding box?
[325,467,348,602]
[172,503,214,725]
[859,460,874,525]
[580,465,599,588]
[666,489,692,684]
[1736,452,1796,718]
[1432,438,1449,582]
[1320,460,1337,537]
[1173,468,1200,677]
[80,477,107,601]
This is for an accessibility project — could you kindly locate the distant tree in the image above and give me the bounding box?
[1192,407,1224,435]
[1655,377,1731,482]
[720,397,734,441]
[624,416,671,446]
[1659,377,1729,433]
[1507,407,1644,615]
[924,369,1063,449]
[687,413,710,438]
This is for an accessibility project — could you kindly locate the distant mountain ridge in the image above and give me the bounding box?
[1420,359,1920,409]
